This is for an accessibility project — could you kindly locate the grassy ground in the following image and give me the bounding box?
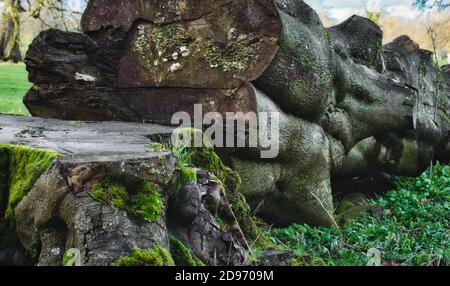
[269,163,450,266]
[0,64,31,116]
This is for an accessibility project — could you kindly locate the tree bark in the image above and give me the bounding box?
[21,0,450,226]
[0,0,22,62]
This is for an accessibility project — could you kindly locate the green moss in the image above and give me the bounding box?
[172,143,197,189]
[112,246,175,266]
[106,181,129,210]
[204,36,258,72]
[169,236,204,266]
[178,165,197,187]
[132,181,162,223]
[63,251,71,266]
[90,179,129,210]
[89,179,162,223]
[0,144,59,220]
[89,185,109,203]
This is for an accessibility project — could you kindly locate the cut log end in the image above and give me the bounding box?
[82,0,281,89]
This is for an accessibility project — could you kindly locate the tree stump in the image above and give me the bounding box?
[0,115,249,266]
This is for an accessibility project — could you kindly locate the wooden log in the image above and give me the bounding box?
[19,0,450,229]
[81,0,281,89]
[24,83,257,124]
[24,0,281,122]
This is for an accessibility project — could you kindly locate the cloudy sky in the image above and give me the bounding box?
[304,0,427,23]
[0,1,437,22]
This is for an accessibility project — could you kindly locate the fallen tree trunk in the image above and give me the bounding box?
[21,0,450,227]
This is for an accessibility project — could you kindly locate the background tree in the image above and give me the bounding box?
[0,0,23,62]
[27,0,87,32]
[414,0,450,9]
[0,0,86,62]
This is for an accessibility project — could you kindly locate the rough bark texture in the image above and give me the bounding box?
[24,0,280,122]
[20,0,450,228]
[0,115,248,266]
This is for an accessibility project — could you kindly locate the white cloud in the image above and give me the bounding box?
[385,4,422,19]
[327,8,364,21]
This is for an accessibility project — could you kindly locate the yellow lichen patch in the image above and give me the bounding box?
[150,24,191,60]
[203,33,260,72]
[134,23,193,73]
[163,0,187,16]
[134,24,152,69]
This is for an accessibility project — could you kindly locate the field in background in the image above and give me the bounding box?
[0,64,31,116]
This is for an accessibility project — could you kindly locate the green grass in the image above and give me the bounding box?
[0,64,31,116]
[438,59,448,67]
[269,163,450,266]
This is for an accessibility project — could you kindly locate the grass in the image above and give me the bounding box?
[0,64,31,116]
[269,163,450,266]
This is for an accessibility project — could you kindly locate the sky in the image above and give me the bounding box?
[304,0,427,24]
[0,1,438,23]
